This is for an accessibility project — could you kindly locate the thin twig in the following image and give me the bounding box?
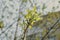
[22,21,29,40]
[0,17,18,36]
[14,24,18,40]
[41,19,60,40]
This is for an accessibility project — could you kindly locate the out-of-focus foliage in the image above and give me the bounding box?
[47,12,60,19]
[56,31,60,40]
[0,21,4,28]
[42,28,47,36]
[32,11,60,40]
[36,37,40,40]
[34,11,60,27]
[22,0,27,3]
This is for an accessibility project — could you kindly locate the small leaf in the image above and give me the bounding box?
[31,21,34,25]
[29,25,32,29]
[58,1,60,3]
[35,17,43,21]
[0,21,4,28]
[33,5,36,12]
[36,18,40,21]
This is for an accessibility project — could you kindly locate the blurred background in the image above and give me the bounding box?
[0,0,60,40]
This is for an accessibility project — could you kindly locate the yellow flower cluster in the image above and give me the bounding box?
[25,6,43,29]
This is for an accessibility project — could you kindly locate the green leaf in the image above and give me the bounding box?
[29,25,32,29]
[0,21,4,28]
[24,5,43,29]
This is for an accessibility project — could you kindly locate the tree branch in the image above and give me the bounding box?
[22,21,30,40]
[0,17,18,36]
[14,24,18,40]
[41,19,60,40]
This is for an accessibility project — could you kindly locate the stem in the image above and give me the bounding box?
[14,24,18,40]
[22,22,29,40]
[14,17,20,40]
